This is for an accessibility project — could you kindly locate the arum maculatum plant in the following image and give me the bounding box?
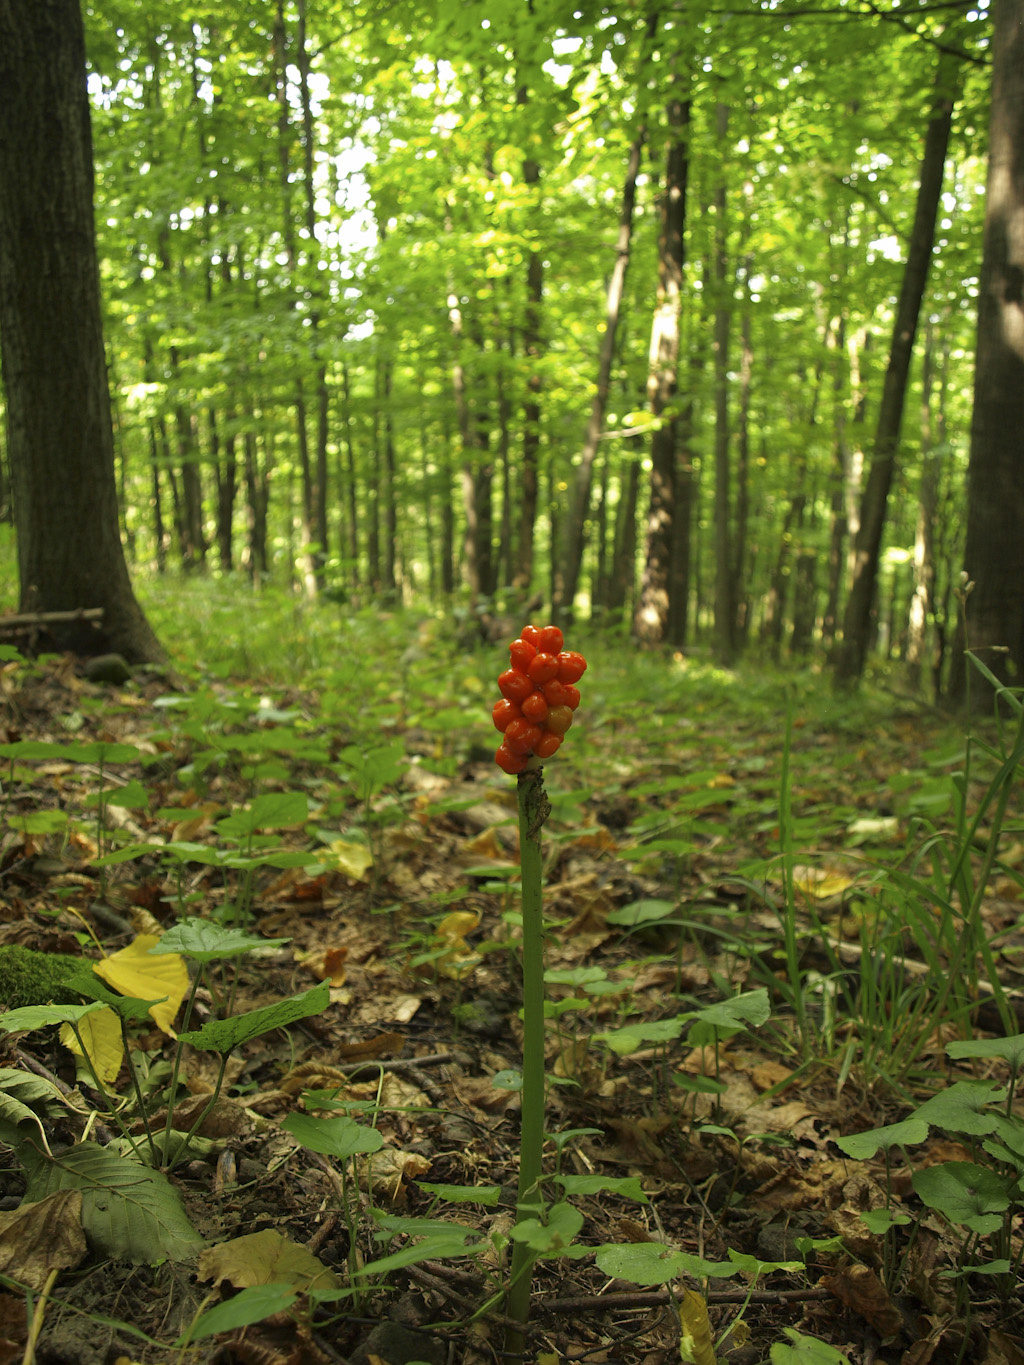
[491,624,587,1353]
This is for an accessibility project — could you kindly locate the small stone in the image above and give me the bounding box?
[84,653,132,685]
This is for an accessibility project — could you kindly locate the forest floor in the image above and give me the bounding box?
[1,609,1023,1365]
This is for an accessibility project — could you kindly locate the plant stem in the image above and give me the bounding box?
[505,765,551,1355]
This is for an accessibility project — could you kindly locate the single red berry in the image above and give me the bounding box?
[527,652,559,684]
[534,732,562,759]
[562,684,581,711]
[545,704,574,737]
[521,624,543,648]
[505,718,543,755]
[492,698,520,732]
[556,651,587,684]
[542,679,570,707]
[537,625,564,655]
[496,742,529,774]
[498,668,534,704]
[521,691,549,723]
[509,638,536,670]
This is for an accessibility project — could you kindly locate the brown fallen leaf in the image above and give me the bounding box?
[822,1263,904,1339]
[0,1191,86,1292]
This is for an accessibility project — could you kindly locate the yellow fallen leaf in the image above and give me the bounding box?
[60,1006,123,1085]
[792,866,857,900]
[198,1229,340,1293]
[326,838,373,881]
[93,934,188,1035]
[678,1288,716,1365]
[434,910,481,980]
[0,1191,86,1291]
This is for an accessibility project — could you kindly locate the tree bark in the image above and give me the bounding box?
[556,127,646,623]
[948,0,1024,704]
[634,94,689,643]
[712,103,735,665]
[0,0,164,663]
[834,51,959,685]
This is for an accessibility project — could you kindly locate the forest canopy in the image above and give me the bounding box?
[0,0,1005,689]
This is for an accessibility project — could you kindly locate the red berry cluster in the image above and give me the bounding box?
[492,624,587,774]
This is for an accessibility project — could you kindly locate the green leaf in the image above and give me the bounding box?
[178,982,329,1054]
[595,1017,687,1055]
[353,1232,483,1277]
[415,1182,503,1205]
[508,1201,583,1254]
[67,741,141,764]
[24,1143,203,1263]
[836,1118,929,1160]
[178,1284,298,1344]
[859,1209,911,1235]
[770,1328,853,1364]
[946,1033,1024,1071]
[605,899,677,926]
[911,1081,1004,1136]
[554,1174,649,1203]
[594,1243,717,1285]
[491,1069,523,1090]
[691,988,771,1031]
[281,1113,384,1159]
[912,1161,1012,1233]
[104,779,150,810]
[62,967,163,1023]
[150,918,290,963]
[216,791,309,839]
[0,1002,104,1032]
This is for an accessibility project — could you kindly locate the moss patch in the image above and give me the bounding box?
[0,945,86,1010]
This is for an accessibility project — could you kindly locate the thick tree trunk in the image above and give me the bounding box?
[0,0,164,663]
[948,0,1024,704]
[834,51,958,685]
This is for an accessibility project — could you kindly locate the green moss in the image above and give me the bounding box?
[0,945,86,1010]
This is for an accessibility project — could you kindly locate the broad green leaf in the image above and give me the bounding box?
[605,899,676,926]
[281,1112,384,1159]
[595,1243,711,1285]
[912,1161,1012,1233]
[216,791,309,839]
[179,982,329,1055]
[595,1017,687,1055]
[555,1174,649,1203]
[836,1119,929,1160]
[911,1081,1004,1136]
[946,1033,1024,1071]
[770,1328,853,1364]
[691,988,771,1031]
[415,1183,503,1205]
[508,1201,583,1254]
[24,1142,203,1263]
[0,1002,104,1032]
[179,1284,299,1344]
[151,918,290,963]
[66,741,141,764]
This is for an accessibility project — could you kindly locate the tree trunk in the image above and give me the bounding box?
[948,0,1024,704]
[634,93,690,643]
[834,51,959,685]
[556,127,646,623]
[712,103,735,665]
[514,142,543,596]
[0,0,164,663]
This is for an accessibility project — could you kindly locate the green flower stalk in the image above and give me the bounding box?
[490,625,587,1353]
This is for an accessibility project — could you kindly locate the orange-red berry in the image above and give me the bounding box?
[492,698,520,732]
[498,668,534,704]
[534,732,562,759]
[505,718,543,755]
[556,651,587,684]
[537,625,564,655]
[495,742,529,774]
[521,691,549,723]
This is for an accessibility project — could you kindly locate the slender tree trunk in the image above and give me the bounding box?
[514,140,543,595]
[834,51,959,685]
[556,127,646,623]
[711,103,735,664]
[634,93,689,642]
[340,362,360,588]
